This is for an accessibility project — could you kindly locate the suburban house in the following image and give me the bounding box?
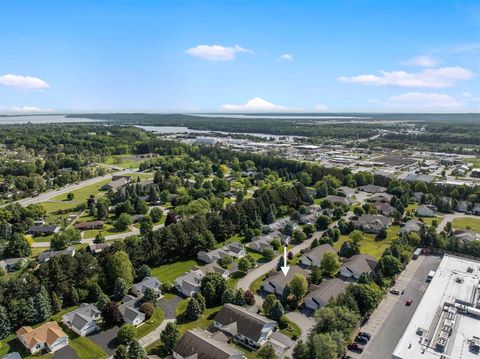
[372,202,397,216]
[88,243,111,254]
[0,257,26,272]
[417,204,436,217]
[175,264,229,297]
[399,220,424,235]
[131,276,162,298]
[38,246,76,263]
[74,221,104,231]
[173,329,243,359]
[118,295,145,326]
[101,177,130,192]
[367,193,393,203]
[197,242,245,264]
[337,186,356,197]
[248,236,275,253]
[412,192,425,203]
[266,332,296,358]
[262,217,292,233]
[456,201,471,213]
[304,279,349,310]
[352,214,393,234]
[451,229,478,242]
[298,244,337,267]
[324,195,353,206]
[16,322,68,354]
[213,304,276,348]
[473,203,480,215]
[358,184,387,193]
[262,265,309,296]
[340,254,378,279]
[62,303,101,336]
[27,225,60,237]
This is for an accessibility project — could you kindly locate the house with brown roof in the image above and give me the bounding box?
[340,254,378,279]
[304,278,349,310]
[16,321,68,354]
[352,214,393,234]
[173,329,243,359]
[74,221,104,231]
[299,243,337,267]
[213,304,276,348]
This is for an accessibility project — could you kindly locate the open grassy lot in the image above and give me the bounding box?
[135,307,165,339]
[333,225,400,260]
[280,318,302,339]
[101,155,145,169]
[420,216,441,226]
[51,179,111,202]
[151,259,200,284]
[452,217,480,233]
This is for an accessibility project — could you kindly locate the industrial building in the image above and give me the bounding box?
[392,255,480,359]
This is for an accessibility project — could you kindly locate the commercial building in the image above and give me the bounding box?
[392,255,480,359]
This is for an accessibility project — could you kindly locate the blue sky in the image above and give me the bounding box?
[0,0,479,113]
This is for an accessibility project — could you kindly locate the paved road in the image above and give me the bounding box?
[2,168,137,208]
[351,255,442,359]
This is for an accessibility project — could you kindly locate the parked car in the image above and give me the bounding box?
[355,335,368,345]
[358,332,371,340]
[348,343,364,353]
[406,299,413,306]
[390,289,400,295]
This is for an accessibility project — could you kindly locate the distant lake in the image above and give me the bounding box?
[0,115,100,124]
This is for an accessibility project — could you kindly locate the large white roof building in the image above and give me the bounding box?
[393,255,480,359]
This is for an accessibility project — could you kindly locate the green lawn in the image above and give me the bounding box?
[101,155,145,169]
[333,226,400,260]
[61,325,107,359]
[280,318,302,339]
[135,307,165,339]
[452,217,480,233]
[250,273,268,294]
[51,179,111,202]
[151,259,200,284]
[420,216,441,226]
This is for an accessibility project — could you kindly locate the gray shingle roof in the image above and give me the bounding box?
[173,329,242,359]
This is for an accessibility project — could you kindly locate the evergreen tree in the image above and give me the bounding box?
[114,278,129,300]
[192,292,206,312]
[51,292,63,313]
[160,322,180,353]
[185,298,202,321]
[143,287,157,304]
[35,285,52,321]
[127,339,147,359]
[26,297,38,324]
[221,287,235,304]
[270,300,285,321]
[136,264,151,281]
[234,289,246,306]
[114,345,129,359]
[0,305,11,339]
[97,293,110,311]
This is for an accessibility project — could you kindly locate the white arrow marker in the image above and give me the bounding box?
[280,246,290,276]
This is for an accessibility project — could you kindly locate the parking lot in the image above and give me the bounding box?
[348,254,442,359]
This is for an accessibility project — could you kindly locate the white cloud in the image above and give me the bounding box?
[402,55,438,67]
[10,106,54,113]
[0,74,50,89]
[221,97,299,112]
[279,53,293,62]
[387,92,462,108]
[338,66,473,88]
[186,44,251,61]
[313,104,329,111]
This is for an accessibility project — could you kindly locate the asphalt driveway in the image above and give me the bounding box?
[53,345,79,359]
[158,295,182,319]
[88,326,119,356]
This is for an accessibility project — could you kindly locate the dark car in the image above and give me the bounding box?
[355,335,369,345]
[390,288,400,295]
[406,299,413,306]
[358,332,371,340]
[348,343,364,353]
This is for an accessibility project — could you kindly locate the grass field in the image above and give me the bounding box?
[135,307,165,339]
[151,259,200,284]
[452,217,480,233]
[333,226,400,260]
[61,325,107,359]
[466,157,480,167]
[102,155,145,169]
[280,318,302,339]
[250,273,268,294]
[51,179,111,202]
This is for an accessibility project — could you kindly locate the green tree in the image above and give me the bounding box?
[149,207,163,223]
[289,274,308,300]
[308,333,338,359]
[262,294,277,317]
[185,298,202,321]
[105,250,134,289]
[347,283,382,315]
[114,344,129,359]
[113,278,129,300]
[51,292,63,313]
[94,233,105,244]
[314,306,360,338]
[257,344,278,359]
[378,254,403,278]
[127,339,147,359]
[143,287,157,304]
[192,292,206,312]
[316,215,332,231]
[221,287,236,304]
[160,322,180,353]
[234,289,246,306]
[270,300,285,321]
[67,192,74,201]
[140,302,155,318]
[35,285,52,321]
[309,266,323,285]
[238,257,252,273]
[102,301,123,326]
[136,264,151,281]
[139,215,153,235]
[320,252,340,277]
[117,323,136,345]
[5,233,31,257]
[96,293,110,311]
[262,247,275,261]
[115,213,133,231]
[0,305,11,339]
